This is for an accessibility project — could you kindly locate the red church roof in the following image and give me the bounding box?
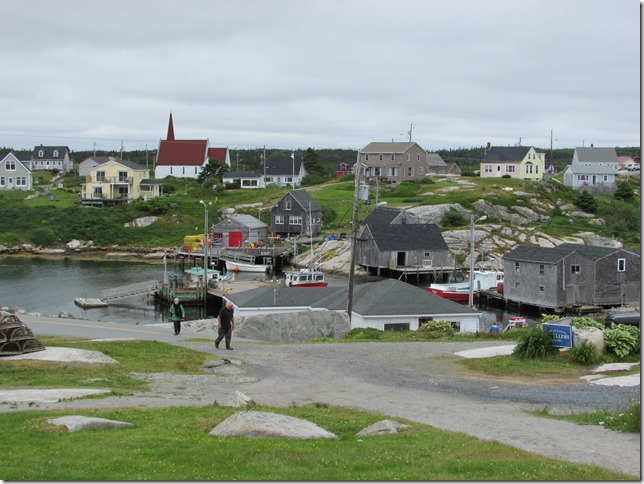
[207,147,228,164]
[156,139,208,166]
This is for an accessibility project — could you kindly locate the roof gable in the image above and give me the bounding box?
[279,189,321,211]
[32,146,70,159]
[156,139,208,166]
[362,207,416,226]
[360,141,425,154]
[482,146,532,162]
[365,224,448,251]
[574,147,617,163]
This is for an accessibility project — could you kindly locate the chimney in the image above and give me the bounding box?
[590,143,593,148]
[486,142,491,152]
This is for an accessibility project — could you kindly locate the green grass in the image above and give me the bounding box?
[531,399,640,433]
[0,337,214,395]
[0,405,634,480]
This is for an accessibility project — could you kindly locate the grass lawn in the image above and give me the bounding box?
[0,405,635,480]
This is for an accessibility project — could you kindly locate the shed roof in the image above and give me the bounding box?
[564,165,616,175]
[362,207,412,226]
[365,224,448,252]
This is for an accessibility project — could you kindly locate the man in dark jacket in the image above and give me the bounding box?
[216,301,235,350]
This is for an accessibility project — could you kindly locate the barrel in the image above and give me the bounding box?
[496,281,504,294]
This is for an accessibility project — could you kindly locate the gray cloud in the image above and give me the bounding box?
[0,0,639,152]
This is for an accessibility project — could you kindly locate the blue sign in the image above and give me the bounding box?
[542,323,573,348]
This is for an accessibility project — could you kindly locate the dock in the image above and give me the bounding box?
[74,298,108,308]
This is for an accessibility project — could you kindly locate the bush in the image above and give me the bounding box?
[604,324,640,358]
[418,320,455,337]
[570,342,601,366]
[441,208,468,228]
[343,328,383,340]
[513,327,559,360]
[541,314,560,324]
[570,316,604,330]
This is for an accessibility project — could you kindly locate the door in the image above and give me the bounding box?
[396,251,406,267]
[228,231,243,247]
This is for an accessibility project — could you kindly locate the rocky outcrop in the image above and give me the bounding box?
[356,419,411,436]
[210,410,338,439]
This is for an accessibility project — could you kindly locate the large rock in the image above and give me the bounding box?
[235,311,351,342]
[47,416,133,432]
[210,410,337,439]
[572,326,606,356]
[356,419,411,436]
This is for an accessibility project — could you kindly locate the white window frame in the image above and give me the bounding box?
[617,258,626,272]
[289,215,302,225]
[274,215,284,224]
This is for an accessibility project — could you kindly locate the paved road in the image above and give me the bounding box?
[12,314,642,477]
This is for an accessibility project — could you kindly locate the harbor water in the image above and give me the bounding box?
[0,255,539,330]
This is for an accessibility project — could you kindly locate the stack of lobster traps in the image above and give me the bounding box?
[0,312,46,356]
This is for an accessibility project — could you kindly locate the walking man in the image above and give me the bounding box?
[216,300,235,350]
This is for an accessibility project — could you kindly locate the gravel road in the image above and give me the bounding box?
[5,332,640,477]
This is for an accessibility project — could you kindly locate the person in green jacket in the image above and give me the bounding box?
[169,297,185,335]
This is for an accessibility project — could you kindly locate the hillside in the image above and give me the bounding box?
[0,172,639,263]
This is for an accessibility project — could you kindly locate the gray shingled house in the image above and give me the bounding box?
[211,214,269,247]
[356,223,451,275]
[271,189,322,237]
[503,243,640,310]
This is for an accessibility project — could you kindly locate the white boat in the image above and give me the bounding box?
[284,265,328,287]
[223,258,270,273]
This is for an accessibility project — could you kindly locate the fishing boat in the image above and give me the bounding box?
[284,264,328,287]
[184,267,234,284]
[222,257,270,273]
[427,270,504,302]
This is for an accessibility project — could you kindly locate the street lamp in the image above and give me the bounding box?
[199,200,212,309]
[468,214,487,307]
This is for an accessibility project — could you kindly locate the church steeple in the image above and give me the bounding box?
[166,112,175,141]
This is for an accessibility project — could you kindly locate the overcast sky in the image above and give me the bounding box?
[1,0,639,153]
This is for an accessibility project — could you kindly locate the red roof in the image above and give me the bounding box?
[207,147,228,164]
[157,140,208,166]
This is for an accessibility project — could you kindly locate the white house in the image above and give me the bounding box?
[225,278,481,333]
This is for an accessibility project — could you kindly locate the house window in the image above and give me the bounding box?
[506,165,515,173]
[38,150,44,157]
[390,154,395,161]
[373,167,381,176]
[289,215,302,225]
[96,171,106,182]
[285,201,291,210]
[617,258,626,272]
[53,150,59,157]
[423,259,432,267]
[419,166,424,174]
[539,265,544,275]
[16,177,26,186]
[265,177,272,183]
[6,160,15,171]
[539,286,545,292]
[0,177,4,186]
[118,171,128,182]
[407,154,410,161]
[242,179,258,187]
[182,167,185,175]
[407,167,413,177]
[571,265,580,275]
[525,163,533,174]
[387,167,398,177]
[93,187,103,199]
[274,215,284,224]
[485,165,493,173]
[365,154,369,161]
[514,262,520,273]
[286,177,293,183]
[417,154,420,161]
[379,154,383,161]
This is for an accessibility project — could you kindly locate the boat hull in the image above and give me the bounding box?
[224,260,269,273]
[427,287,475,302]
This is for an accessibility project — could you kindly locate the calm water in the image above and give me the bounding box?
[0,256,538,329]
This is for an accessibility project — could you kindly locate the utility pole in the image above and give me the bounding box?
[347,154,361,322]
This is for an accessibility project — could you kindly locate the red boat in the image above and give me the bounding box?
[426,282,474,302]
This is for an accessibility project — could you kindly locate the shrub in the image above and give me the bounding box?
[513,327,559,360]
[441,208,468,228]
[343,327,383,340]
[570,316,604,330]
[604,324,640,358]
[418,320,455,337]
[541,314,560,324]
[570,342,601,366]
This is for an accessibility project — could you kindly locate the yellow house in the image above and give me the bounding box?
[480,143,545,180]
[81,159,162,206]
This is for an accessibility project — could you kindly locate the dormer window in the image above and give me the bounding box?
[53,150,59,157]
[38,150,44,157]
